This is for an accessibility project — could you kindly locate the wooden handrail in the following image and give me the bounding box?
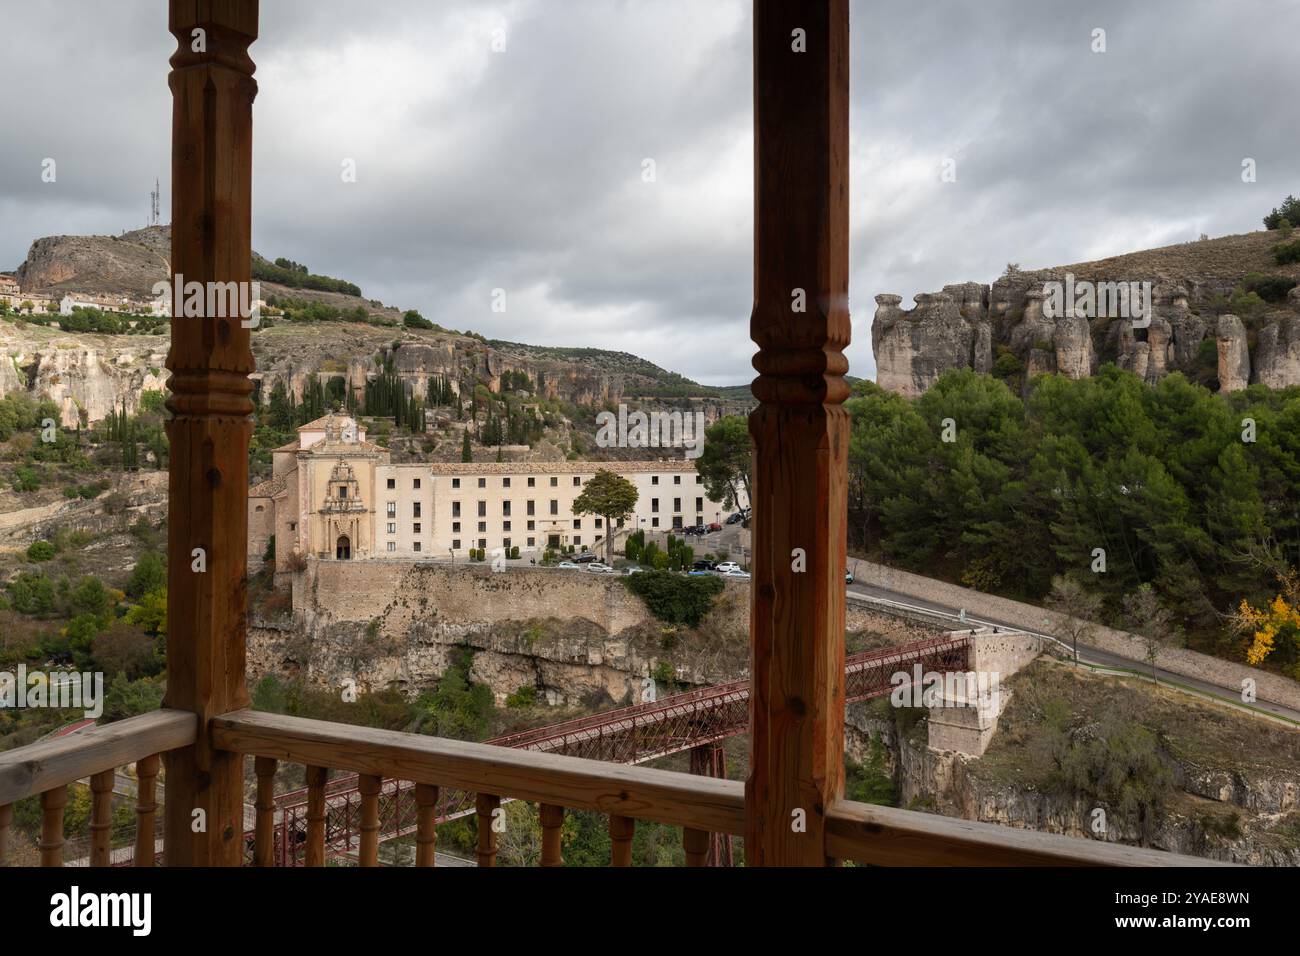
[213,708,1225,867]
[825,800,1237,867]
[0,710,197,807]
[212,709,747,836]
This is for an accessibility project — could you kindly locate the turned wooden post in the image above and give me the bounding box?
[683,827,710,867]
[475,794,500,867]
[134,754,160,866]
[414,783,439,867]
[40,786,68,867]
[305,766,327,867]
[358,774,381,866]
[90,770,115,866]
[745,0,850,867]
[253,756,277,866]
[539,804,564,867]
[162,0,259,867]
[608,815,634,867]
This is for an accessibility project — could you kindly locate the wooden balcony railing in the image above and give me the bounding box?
[0,710,195,867]
[0,707,1228,867]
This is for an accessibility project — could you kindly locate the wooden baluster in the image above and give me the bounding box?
[90,770,115,866]
[161,0,259,868]
[683,828,710,867]
[475,794,500,867]
[609,815,634,867]
[40,786,68,867]
[358,774,381,867]
[414,783,439,867]
[746,0,850,867]
[0,803,13,867]
[539,804,564,867]
[134,754,160,867]
[305,766,327,867]
[254,757,277,866]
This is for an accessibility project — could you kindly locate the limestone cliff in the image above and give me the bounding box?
[873,231,1300,396]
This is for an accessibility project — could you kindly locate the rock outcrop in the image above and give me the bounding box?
[873,231,1300,395]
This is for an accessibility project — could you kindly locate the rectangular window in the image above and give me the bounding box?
[387,502,397,518]
[503,521,512,532]
[453,478,461,489]
[386,478,396,490]
[527,521,535,531]
[478,539,487,550]
[574,520,582,530]
[387,542,396,553]
[550,477,558,487]
[696,497,703,512]
[452,522,461,533]
[478,478,487,489]
[413,478,421,490]
[452,539,461,551]
[503,501,512,517]
[527,500,535,516]
[503,538,512,551]
[652,476,659,485]
[651,498,659,513]
[413,543,422,553]
[413,503,422,519]
[550,500,558,516]
[674,498,681,512]
[573,477,581,487]
[387,523,396,534]
[413,523,421,534]
[478,522,487,533]
[528,477,536,488]
[674,475,681,485]
[339,487,348,499]
[452,501,461,518]
[595,518,603,529]
[527,537,535,547]
[574,536,582,546]
[478,501,487,518]
[503,478,511,488]
[652,518,660,528]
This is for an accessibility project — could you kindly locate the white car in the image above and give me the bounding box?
[723,569,751,579]
[557,561,582,570]
[584,563,617,574]
[714,562,742,574]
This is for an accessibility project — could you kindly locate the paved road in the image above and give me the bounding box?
[847,582,1300,726]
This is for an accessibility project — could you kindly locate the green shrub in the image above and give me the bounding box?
[622,570,724,627]
[25,541,56,563]
[1273,239,1300,265]
[1241,273,1297,303]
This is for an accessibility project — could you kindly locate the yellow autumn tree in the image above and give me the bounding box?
[1235,570,1300,668]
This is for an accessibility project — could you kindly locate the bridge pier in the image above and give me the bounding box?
[688,745,734,867]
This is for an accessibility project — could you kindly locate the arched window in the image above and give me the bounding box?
[336,536,352,561]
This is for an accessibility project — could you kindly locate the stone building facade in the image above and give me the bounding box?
[249,413,744,576]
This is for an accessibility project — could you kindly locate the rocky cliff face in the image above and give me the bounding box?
[3,226,753,427]
[873,231,1300,396]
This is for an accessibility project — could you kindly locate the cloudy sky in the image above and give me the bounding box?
[2,0,1297,384]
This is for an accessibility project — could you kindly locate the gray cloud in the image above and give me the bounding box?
[2,0,1297,385]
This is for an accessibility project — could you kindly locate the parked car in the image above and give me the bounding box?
[707,522,723,533]
[714,561,741,574]
[556,561,582,570]
[722,569,751,579]
[683,524,706,536]
[725,513,744,525]
[584,563,617,574]
[692,560,716,572]
[624,567,647,575]
[687,570,713,577]
[572,553,599,564]
[846,569,855,584]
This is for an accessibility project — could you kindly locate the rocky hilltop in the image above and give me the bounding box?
[873,231,1300,397]
[1,226,751,427]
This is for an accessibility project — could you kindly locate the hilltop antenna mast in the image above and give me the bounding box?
[150,178,161,227]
